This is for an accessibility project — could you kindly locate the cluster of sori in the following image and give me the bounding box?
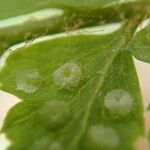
[16,62,133,149]
[16,63,82,93]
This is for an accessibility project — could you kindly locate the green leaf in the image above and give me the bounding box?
[129,18,150,63]
[148,103,150,111]
[0,8,66,55]
[0,23,144,150]
[0,0,148,56]
[0,0,141,19]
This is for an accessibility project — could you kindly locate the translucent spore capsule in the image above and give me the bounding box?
[53,63,82,89]
[50,142,63,150]
[39,101,70,129]
[104,89,133,116]
[30,137,63,150]
[16,69,40,93]
[88,125,119,149]
[30,138,50,150]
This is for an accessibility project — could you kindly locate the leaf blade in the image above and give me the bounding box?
[0,24,144,150]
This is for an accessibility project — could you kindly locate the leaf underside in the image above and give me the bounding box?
[0,28,144,150]
[0,0,149,150]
